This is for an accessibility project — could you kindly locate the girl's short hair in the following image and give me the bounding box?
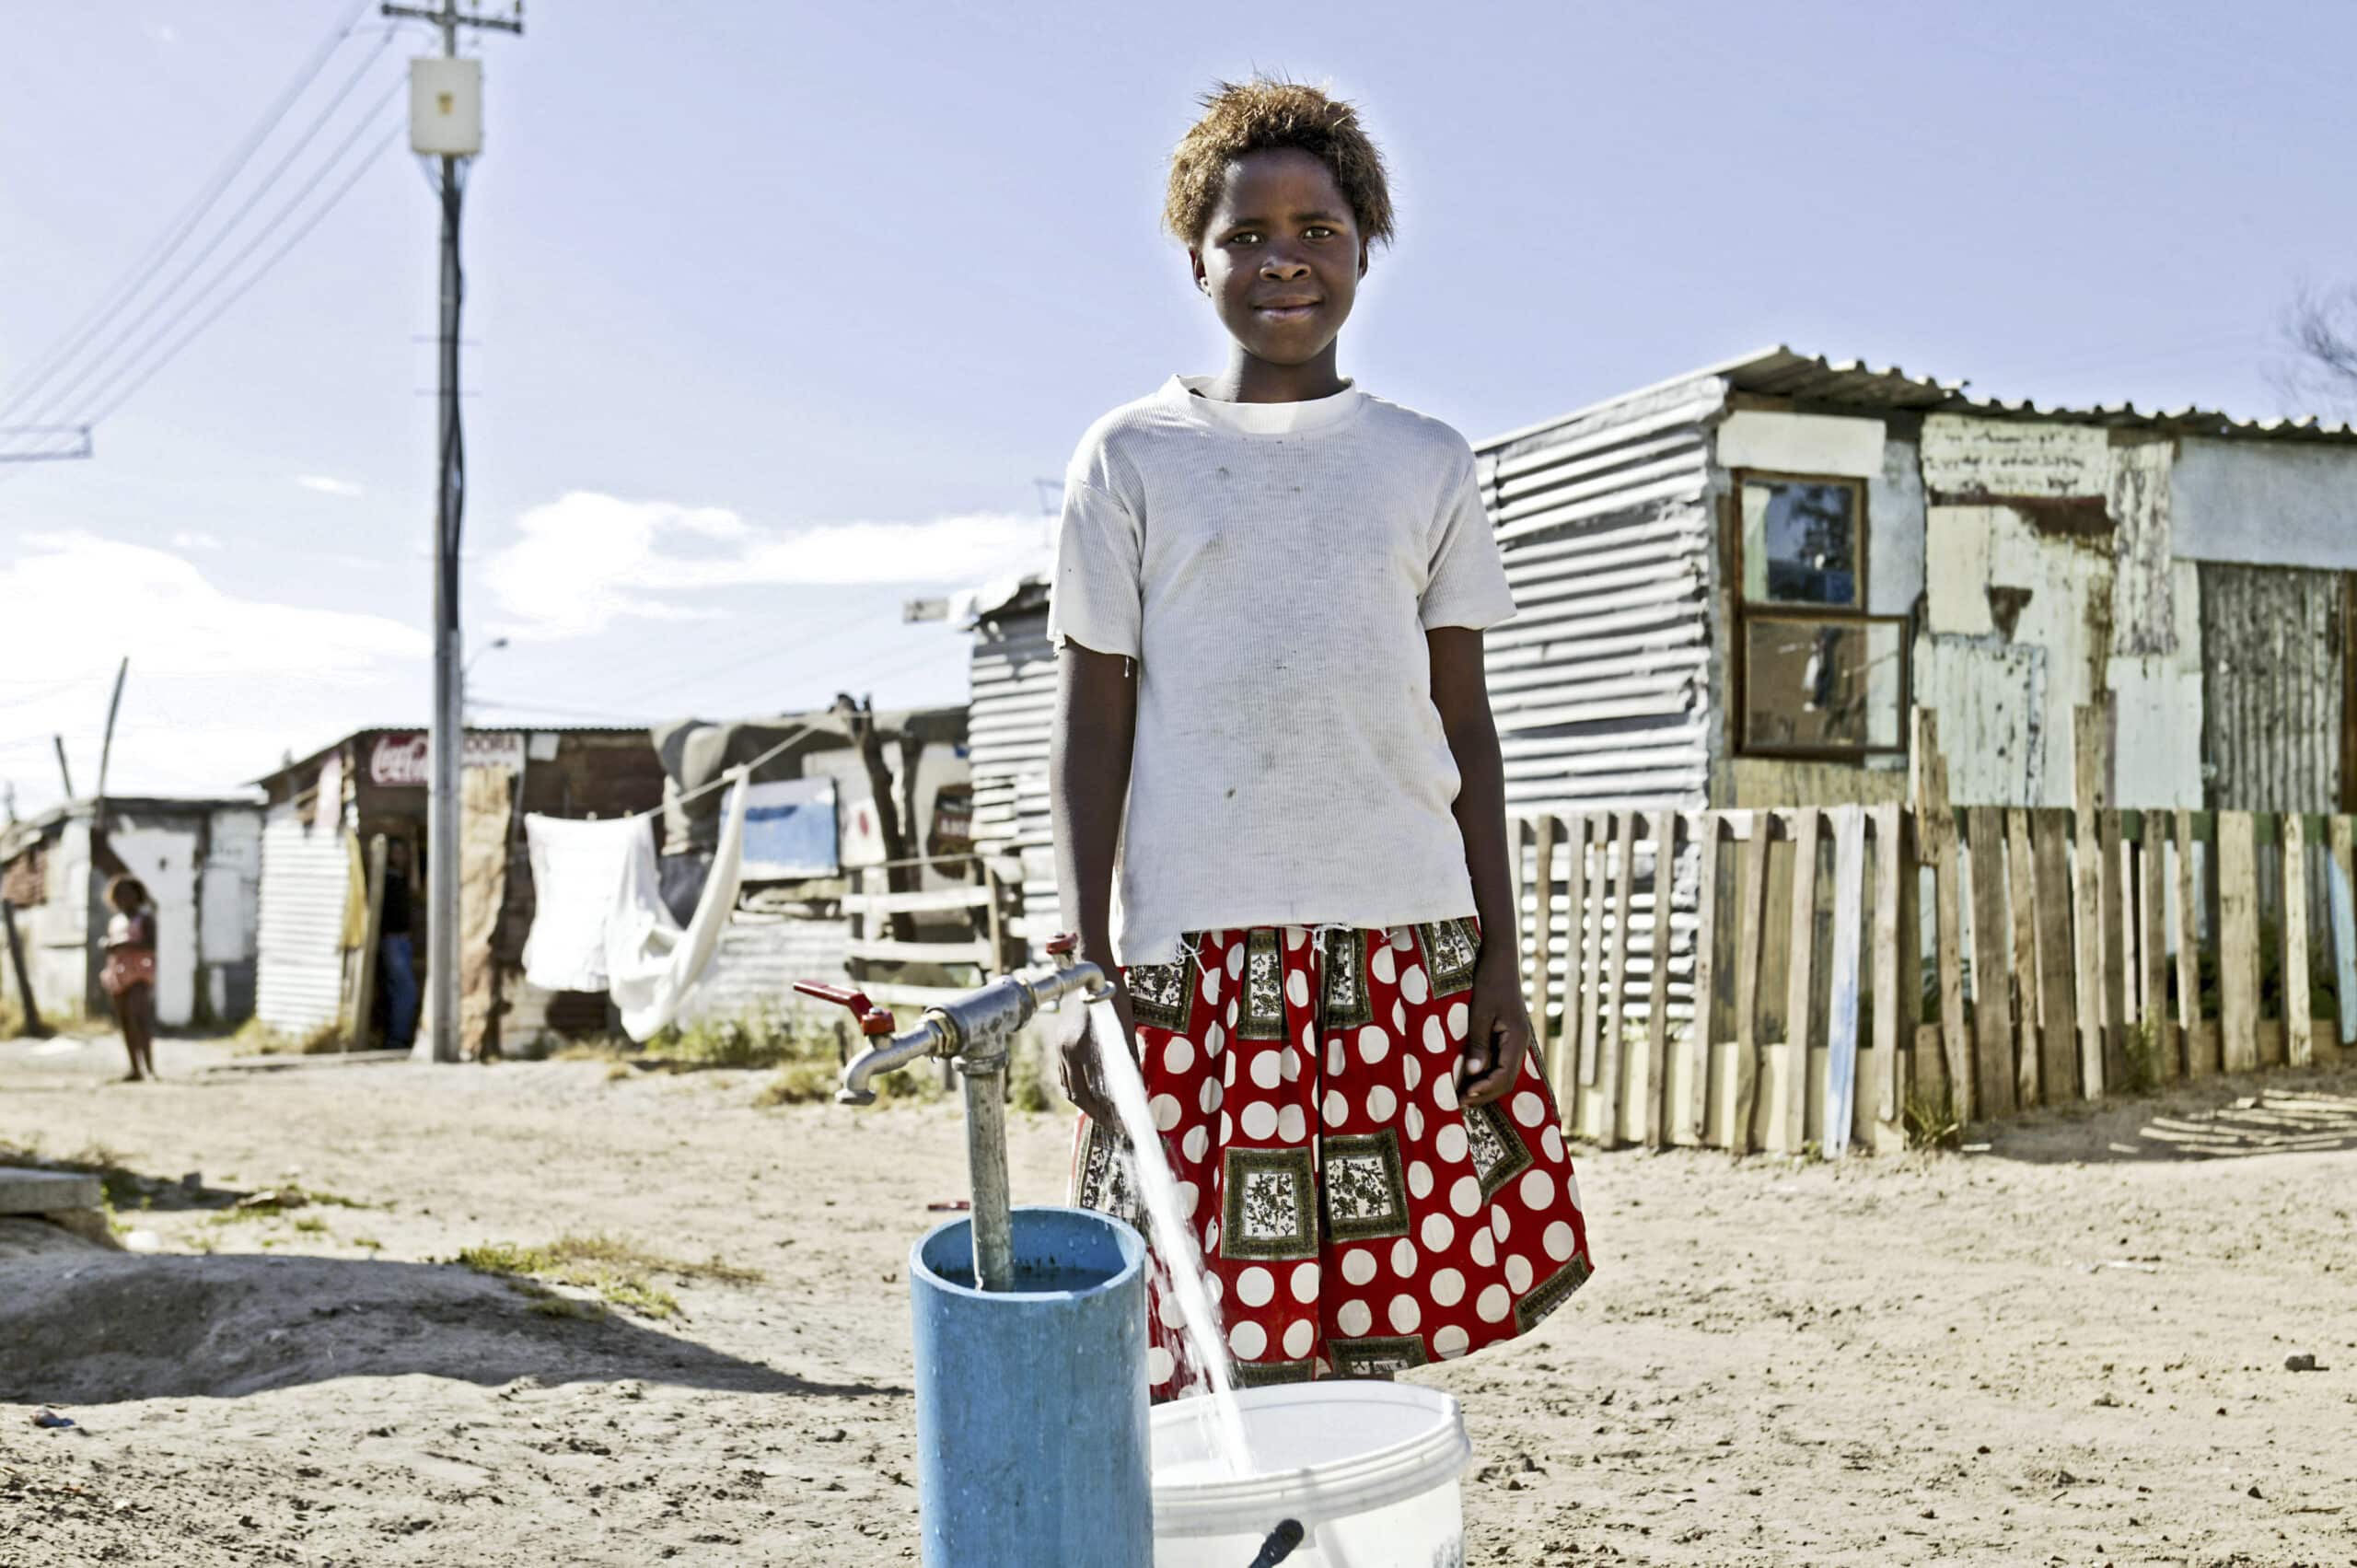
[1165,77,1394,250]
[106,874,149,912]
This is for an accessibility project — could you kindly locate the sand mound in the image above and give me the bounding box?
[0,1253,800,1405]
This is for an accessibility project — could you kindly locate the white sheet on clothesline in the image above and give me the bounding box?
[519,814,646,993]
[606,769,750,1040]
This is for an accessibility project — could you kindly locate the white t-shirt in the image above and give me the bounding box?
[1051,374,1517,965]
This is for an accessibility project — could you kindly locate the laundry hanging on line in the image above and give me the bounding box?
[519,814,648,993]
[606,772,750,1040]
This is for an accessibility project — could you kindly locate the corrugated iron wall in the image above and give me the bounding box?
[2200,562,2346,811]
[1474,373,1724,815]
[968,597,1059,961]
[255,801,349,1036]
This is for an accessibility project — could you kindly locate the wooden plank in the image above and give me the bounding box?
[2283,812,2314,1067]
[2031,809,2081,1103]
[1780,807,1822,1155]
[1823,807,1866,1157]
[2331,815,2357,1054]
[1730,827,1771,1156]
[2140,810,2175,1080]
[844,936,996,967]
[1871,803,1903,1131]
[1966,807,2016,1120]
[2215,810,2261,1073]
[1595,811,1638,1146]
[1643,807,1674,1150]
[2098,808,2131,1093]
[1685,814,1721,1144]
[2176,808,2215,1076]
[1917,711,1971,1123]
[2004,807,2043,1106]
[1561,814,1588,1093]
[842,882,996,917]
[1528,815,1559,1088]
[2071,706,2109,1098]
[1579,812,1609,1088]
[982,862,1008,973]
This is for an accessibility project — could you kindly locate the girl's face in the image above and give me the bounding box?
[1190,147,1368,370]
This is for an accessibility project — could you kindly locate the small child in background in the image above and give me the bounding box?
[101,874,158,1082]
[1051,77,1594,1399]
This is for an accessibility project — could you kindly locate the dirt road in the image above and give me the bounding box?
[2,1032,2351,1566]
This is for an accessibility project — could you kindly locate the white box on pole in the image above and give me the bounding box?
[410,57,482,156]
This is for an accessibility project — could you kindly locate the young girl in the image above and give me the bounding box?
[1051,78,1593,1397]
[101,873,159,1082]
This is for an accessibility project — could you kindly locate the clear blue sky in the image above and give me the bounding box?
[3,1,2350,812]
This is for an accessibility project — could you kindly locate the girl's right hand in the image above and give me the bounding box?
[1059,984,1136,1127]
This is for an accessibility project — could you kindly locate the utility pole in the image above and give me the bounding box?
[382,0,520,1062]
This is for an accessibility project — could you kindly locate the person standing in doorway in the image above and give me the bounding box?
[100,874,158,1081]
[379,838,420,1051]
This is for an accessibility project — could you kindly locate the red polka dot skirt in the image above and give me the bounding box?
[1071,920,1594,1400]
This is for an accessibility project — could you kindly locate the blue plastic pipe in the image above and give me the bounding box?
[909,1204,1152,1566]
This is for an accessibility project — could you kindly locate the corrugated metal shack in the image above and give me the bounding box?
[0,796,262,1029]
[1475,345,2356,818]
[252,726,668,1052]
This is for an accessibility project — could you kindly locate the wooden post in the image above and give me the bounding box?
[982,860,1008,973]
[1,899,48,1038]
[2140,810,2175,1079]
[1871,803,1904,1134]
[1781,807,1822,1154]
[2071,704,2110,1098]
[1685,813,1722,1145]
[1643,807,1674,1150]
[1579,815,1608,1089]
[1824,807,1865,1156]
[1730,825,1771,1156]
[2098,807,2131,1092]
[1530,815,1560,1096]
[2330,815,2356,1056]
[2215,811,2260,1073]
[1562,813,1589,1095]
[2004,807,2043,1106]
[349,833,389,1052]
[2030,809,2082,1103]
[2283,812,2314,1067]
[1915,709,1971,1122]
[1966,807,2016,1119]
[2175,809,2213,1075]
[1595,811,1638,1147]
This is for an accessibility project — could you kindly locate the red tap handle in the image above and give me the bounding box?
[1045,933,1080,958]
[792,981,898,1036]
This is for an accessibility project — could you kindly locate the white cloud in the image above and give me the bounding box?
[482,490,1050,641]
[296,474,366,497]
[172,530,223,550]
[0,534,428,808]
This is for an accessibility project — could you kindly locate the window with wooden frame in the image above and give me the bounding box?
[1732,470,1908,758]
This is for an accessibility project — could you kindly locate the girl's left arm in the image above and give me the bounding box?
[1429,626,1533,1107]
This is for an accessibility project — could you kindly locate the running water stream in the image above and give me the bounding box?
[1086,998,1257,1478]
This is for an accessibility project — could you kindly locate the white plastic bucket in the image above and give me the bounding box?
[1151,1383,1472,1567]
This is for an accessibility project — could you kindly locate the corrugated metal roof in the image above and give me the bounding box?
[1483,344,2357,450]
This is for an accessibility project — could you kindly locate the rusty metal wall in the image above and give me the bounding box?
[1474,373,1724,816]
[2199,562,2346,811]
[967,595,1058,960]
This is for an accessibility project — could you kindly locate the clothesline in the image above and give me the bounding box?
[609,718,830,822]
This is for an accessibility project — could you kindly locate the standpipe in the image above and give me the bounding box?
[795,935,1108,1293]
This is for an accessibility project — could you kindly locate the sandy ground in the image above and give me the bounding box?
[0,1030,2352,1567]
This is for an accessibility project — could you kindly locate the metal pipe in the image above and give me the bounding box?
[960,1063,1015,1290]
[838,1015,953,1104]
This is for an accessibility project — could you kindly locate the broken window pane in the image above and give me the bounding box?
[1742,617,1904,752]
[1741,478,1861,607]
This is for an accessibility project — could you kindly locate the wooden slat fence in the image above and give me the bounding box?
[1513,739,2357,1156]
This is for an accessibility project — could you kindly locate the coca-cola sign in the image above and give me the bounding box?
[368,731,527,787]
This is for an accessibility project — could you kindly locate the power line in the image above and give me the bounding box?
[0,0,376,423]
[78,121,405,430]
[10,31,401,432]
